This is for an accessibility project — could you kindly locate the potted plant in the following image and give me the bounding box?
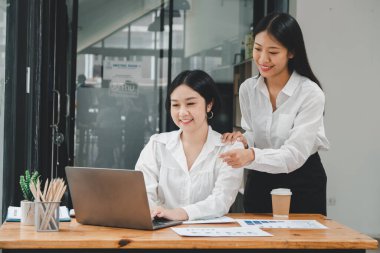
[19,170,39,225]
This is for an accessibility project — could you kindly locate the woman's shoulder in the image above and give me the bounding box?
[149,130,179,144]
[297,74,323,94]
[293,77,325,112]
[292,73,324,102]
[239,75,260,93]
[209,129,244,151]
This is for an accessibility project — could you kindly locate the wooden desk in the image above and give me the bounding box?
[0,213,377,252]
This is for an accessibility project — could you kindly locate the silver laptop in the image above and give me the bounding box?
[65,166,182,230]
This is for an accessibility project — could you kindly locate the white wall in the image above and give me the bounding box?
[0,81,3,221]
[291,0,380,237]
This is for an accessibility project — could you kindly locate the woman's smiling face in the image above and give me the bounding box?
[253,31,293,80]
[170,84,211,132]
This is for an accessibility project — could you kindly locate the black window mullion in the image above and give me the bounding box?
[2,0,29,221]
[2,0,78,221]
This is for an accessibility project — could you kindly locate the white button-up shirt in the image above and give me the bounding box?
[240,71,329,174]
[135,127,243,220]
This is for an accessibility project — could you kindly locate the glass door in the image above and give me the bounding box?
[75,0,167,169]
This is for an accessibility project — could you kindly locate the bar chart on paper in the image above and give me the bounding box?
[237,219,327,229]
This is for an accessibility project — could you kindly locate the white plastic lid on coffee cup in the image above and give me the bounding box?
[270,188,292,195]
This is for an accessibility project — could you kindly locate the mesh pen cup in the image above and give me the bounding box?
[35,201,60,232]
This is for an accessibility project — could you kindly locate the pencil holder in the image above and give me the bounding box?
[35,201,60,232]
[20,200,35,225]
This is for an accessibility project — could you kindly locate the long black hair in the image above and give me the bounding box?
[165,70,221,118]
[253,13,322,89]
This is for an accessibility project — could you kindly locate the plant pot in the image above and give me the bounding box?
[20,200,35,225]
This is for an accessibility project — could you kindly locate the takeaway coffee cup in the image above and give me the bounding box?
[271,188,292,218]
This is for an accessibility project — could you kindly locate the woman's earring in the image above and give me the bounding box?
[207,111,214,119]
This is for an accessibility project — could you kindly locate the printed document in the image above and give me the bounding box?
[182,216,235,224]
[237,219,327,229]
[172,227,273,237]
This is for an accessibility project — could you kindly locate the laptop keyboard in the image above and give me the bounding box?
[152,217,182,229]
[152,217,171,226]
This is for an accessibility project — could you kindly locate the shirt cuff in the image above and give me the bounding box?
[247,147,289,174]
[245,147,263,170]
[182,205,201,221]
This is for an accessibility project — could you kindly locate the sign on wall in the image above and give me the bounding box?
[103,60,142,98]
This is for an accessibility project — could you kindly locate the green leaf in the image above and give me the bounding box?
[19,170,40,201]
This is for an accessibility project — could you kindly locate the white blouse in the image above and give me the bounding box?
[240,71,329,174]
[135,127,244,220]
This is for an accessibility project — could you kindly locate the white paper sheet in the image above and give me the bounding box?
[6,206,71,222]
[236,219,327,229]
[171,226,273,237]
[182,216,235,224]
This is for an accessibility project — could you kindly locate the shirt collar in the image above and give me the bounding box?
[257,75,268,97]
[165,126,224,171]
[166,126,223,151]
[256,71,301,98]
[281,71,301,97]
[166,128,182,150]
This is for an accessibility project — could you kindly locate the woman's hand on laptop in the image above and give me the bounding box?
[151,206,189,221]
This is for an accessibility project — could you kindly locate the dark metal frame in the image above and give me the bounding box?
[2,0,78,221]
[3,0,29,221]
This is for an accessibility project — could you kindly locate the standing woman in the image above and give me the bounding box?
[220,13,329,215]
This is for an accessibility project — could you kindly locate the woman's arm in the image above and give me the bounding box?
[221,82,326,174]
[181,142,244,220]
[245,90,326,174]
[135,136,160,208]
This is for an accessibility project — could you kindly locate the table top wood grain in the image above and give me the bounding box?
[0,213,377,250]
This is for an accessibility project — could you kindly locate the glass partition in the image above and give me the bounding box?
[75,0,164,169]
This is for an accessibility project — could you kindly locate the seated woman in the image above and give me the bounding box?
[135,70,243,221]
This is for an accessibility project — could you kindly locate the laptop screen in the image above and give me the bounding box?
[66,166,156,230]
